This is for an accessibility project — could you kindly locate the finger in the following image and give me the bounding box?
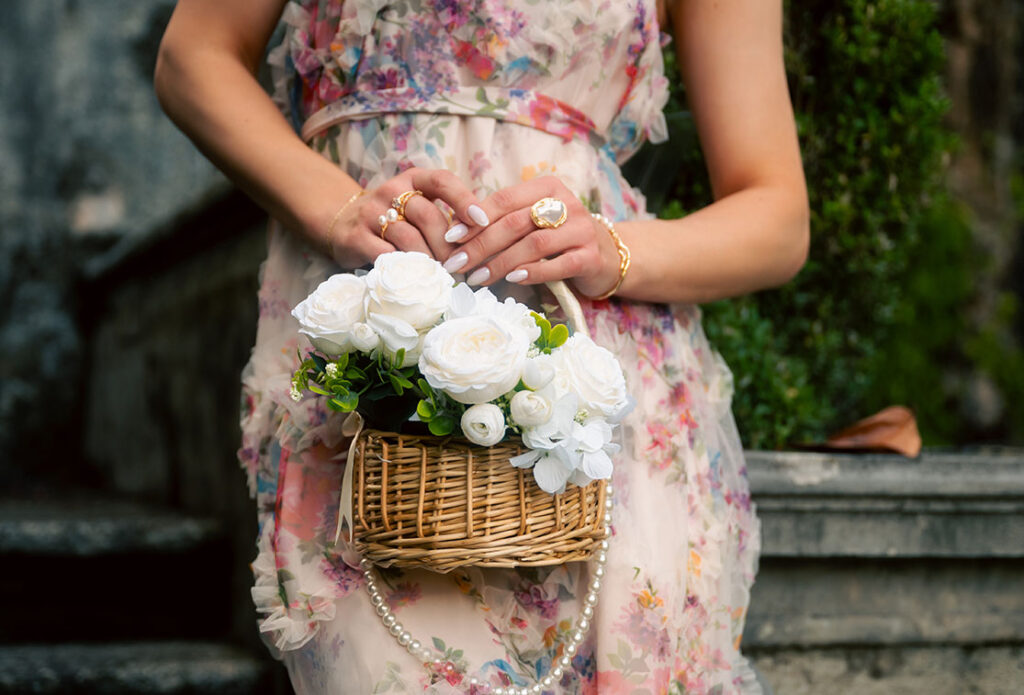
[464,223,590,287]
[357,195,429,257]
[443,206,537,276]
[381,219,433,257]
[408,168,489,231]
[403,194,455,260]
[503,247,599,286]
[469,176,562,238]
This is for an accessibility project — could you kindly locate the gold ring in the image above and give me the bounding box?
[530,197,568,229]
[378,206,402,239]
[391,189,424,219]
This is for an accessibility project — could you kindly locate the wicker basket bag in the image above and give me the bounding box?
[338,281,609,573]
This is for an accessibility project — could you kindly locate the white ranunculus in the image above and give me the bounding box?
[291,274,367,355]
[522,355,555,391]
[419,316,529,404]
[364,251,453,331]
[556,334,629,419]
[445,284,541,344]
[460,403,506,446]
[366,313,421,367]
[510,390,553,427]
[349,322,380,353]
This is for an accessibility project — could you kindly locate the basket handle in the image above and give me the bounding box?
[545,280,587,336]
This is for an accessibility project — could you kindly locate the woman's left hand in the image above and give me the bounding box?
[440,176,621,298]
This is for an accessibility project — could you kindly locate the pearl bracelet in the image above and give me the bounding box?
[587,213,631,301]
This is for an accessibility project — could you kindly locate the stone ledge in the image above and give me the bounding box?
[0,643,269,695]
[0,497,222,556]
[746,449,1024,557]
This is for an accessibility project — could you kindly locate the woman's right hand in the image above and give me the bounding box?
[326,168,491,269]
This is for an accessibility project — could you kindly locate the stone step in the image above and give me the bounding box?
[748,449,1024,557]
[0,642,273,694]
[745,449,1024,649]
[0,495,232,643]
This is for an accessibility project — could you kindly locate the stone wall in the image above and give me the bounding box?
[0,0,225,486]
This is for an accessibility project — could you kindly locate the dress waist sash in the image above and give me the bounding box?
[301,86,603,147]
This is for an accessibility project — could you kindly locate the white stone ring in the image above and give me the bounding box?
[530,197,569,229]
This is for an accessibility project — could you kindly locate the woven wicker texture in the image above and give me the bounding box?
[353,430,608,573]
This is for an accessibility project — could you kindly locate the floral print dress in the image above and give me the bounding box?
[239,1,763,692]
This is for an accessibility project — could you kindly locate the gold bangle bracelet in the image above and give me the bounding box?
[327,190,366,238]
[587,213,631,301]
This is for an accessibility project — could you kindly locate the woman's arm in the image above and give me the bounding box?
[154,0,483,266]
[617,0,809,303]
[441,0,809,304]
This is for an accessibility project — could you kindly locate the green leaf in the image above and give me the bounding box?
[416,399,436,419]
[345,366,367,381]
[395,375,414,389]
[388,374,405,396]
[549,323,569,348]
[417,379,434,401]
[432,637,446,653]
[311,354,327,373]
[392,348,406,368]
[308,383,330,396]
[428,415,455,436]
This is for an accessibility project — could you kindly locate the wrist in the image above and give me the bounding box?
[583,214,631,300]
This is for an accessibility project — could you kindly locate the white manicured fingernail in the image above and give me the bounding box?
[505,269,528,283]
[468,204,489,226]
[466,267,490,286]
[443,252,468,273]
[444,223,468,243]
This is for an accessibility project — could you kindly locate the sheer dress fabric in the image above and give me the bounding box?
[238,1,763,692]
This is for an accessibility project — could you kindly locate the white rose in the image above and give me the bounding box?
[460,403,506,446]
[446,284,541,344]
[366,313,421,367]
[364,251,453,331]
[419,316,529,404]
[555,334,629,418]
[291,274,367,355]
[510,390,553,427]
[350,322,380,353]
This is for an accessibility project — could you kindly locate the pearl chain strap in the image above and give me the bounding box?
[360,484,614,694]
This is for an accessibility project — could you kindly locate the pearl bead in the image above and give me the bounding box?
[558,655,571,669]
[375,604,389,617]
[582,604,594,618]
[551,666,563,679]
[493,688,506,695]
[409,639,420,651]
[594,566,605,578]
[590,578,602,592]
[605,498,613,509]
[370,594,384,606]
[382,614,396,627]
[542,675,554,688]
[596,552,607,563]
[530,685,542,694]
[385,207,399,222]
[360,558,371,568]
[572,629,584,643]
[389,623,403,636]
[600,540,609,551]
[578,617,589,631]
[469,677,479,686]
[398,631,411,646]
[605,484,614,494]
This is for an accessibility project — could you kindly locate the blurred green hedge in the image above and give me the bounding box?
[626,0,1024,448]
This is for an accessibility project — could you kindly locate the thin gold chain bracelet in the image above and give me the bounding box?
[587,212,631,301]
[327,190,366,238]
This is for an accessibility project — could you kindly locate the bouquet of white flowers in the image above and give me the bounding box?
[290,251,631,496]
